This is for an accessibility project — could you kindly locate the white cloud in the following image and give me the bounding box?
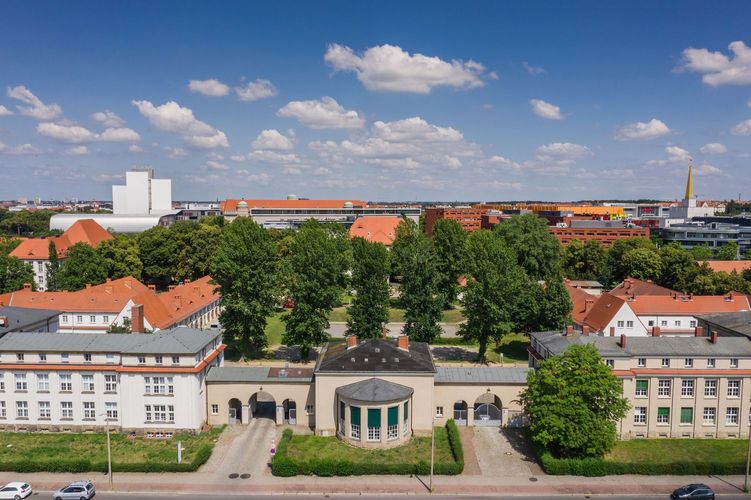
[99,127,141,142]
[0,105,13,116]
[530,99,563,120]
[132,100,228,148]
[748,99,751,108]
[6,86,62,120]
[251,129,294,150]
[249,150,301,164]
[1,143,41,155]
[277,96,364,129]
[646,146,690,166]
[523,62,546,75]
[615,118,671,140]
[324,43,489,93]
[372,117,464,143]
[230,154,246,162]
[237,171,272,185]
[695,163,723,175]
[64,145,89,156]
[487,155,521,170]
[235,79,278,102]
[165,147,187,159]
[37,122,97,143]
[536,142,593,160]
[91,110,124,128]
[189,79,231,96]
[205,160,229,171]
[129,145,144,153]
[699,143,727,155]
[731,118,751,135]
[678,41,751,86]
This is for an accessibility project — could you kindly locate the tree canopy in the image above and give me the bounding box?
[432,218,467,308]
[137,226,178,289]
[0,255,35,293]
[97,235,142,280]
[495,213,562,281]
[346,237,390,339]
[562,239,607,282]
[56,242,108,291]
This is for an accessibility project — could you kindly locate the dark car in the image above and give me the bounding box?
[670,483,715,500]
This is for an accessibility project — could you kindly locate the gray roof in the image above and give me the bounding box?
[316,338,435,373]
[206,366,313,383]
[698,312,751,337]
[435,366,530,384]
[0,306,61,335]
[0,327,221,354]
[531,330,751,358]
[335,377,413,403]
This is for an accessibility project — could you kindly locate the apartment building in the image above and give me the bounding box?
[529,330,751,439]
[0,327,224,435]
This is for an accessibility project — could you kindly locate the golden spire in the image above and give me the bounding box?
[684,158,694,200]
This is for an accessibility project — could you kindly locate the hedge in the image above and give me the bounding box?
[272,420,465,476]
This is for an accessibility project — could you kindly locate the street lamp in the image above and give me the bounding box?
[745,415,751,492]
[99,413,113,489]
[429,416,436,493]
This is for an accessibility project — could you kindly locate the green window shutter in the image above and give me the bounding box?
[350,406,360,426]
[404,401,409,420]
[340,401,345,420]
[636,380,648,391]
[658,407,670,418]
[368,408,381,428]
[680,407,693,424]
[388,406,398,426]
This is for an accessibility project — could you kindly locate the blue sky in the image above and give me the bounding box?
[1,0,750,202]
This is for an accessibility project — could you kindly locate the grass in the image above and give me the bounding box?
[0,426,223,465]
[606,438,748,464]
[264,312,286,346]
[284,427,455,465]
[486,333,530,364]
[327,306,465,324]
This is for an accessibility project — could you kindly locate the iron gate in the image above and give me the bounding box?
[453,403,467,425]
[288,408,297,425]
[474,403,502,426]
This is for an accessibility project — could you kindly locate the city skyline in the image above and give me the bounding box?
[1,0,751,201]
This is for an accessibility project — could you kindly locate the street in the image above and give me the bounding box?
[41,494,751,499]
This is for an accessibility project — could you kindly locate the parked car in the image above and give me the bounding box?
[670,484,715,499]
[52,481,95,500]
[0,482,32,500]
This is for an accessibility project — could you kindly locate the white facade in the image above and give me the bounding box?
[112,169,173,216]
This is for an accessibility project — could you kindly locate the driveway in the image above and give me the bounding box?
[200,418,277,478]
[471,427,543,477]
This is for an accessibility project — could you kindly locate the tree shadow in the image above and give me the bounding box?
[269,345,318,363]
[500,428,539,465]
[430,346,480,362]
[493,339,530,362]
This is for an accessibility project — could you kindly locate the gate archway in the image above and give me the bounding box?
[453,400,468,425]
[228,398,242,425]
[249,391,277,422]
[473,394,502,427]
[282,399,297,425]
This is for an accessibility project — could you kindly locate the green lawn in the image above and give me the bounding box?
[327,306,465,324]
[265,312,286,346]
[487,333,530,364]
[284,428,455,465]
[607,439,748,464]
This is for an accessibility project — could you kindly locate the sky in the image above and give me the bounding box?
[1,0,750,202]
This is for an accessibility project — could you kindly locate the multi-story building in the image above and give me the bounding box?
[663,222,750,256]
[0,327,224,435]
[549,223,650,248]
[529,329,751,438]
[10,219,113,290]
[423,207,487,235]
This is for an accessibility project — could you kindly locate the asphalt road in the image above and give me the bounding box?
[39,494,750,499]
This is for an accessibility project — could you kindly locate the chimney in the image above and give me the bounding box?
[168,285,176,291]
[398,335,410,351]
[23,283,32,291]
[106,278,111,283]
[147,284,156,292]
[582,325,590,336]
[565,325,574,336]
[710,330,718,344]
[346,335,358,349]
[85,283,91,289]
[185,278,192,284]
[585,298,595,312]
[131,304,145,334]
[619,334,627,348]
[694,326,704,337]
[651,326,661,337]
[381,326,389,339]
[609,326,616,337]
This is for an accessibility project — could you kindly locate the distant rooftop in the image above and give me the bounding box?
[316,338,435,374]
[0,306,61,335]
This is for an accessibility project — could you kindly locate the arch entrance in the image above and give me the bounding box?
[228,398,243,425]
[249,391,277,423]
[473,393,502,427]
[453,400,468,426]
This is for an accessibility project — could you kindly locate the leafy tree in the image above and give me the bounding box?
[346,237,390,339]
[607,237,656,284]
[460,230,525,359]
[97,235,142,280]
[390,217,420,278]
[432,218,467,308]
[46,240,60,291]
[658,243,696,291]
[210,218,279,355]
[56,242,108,291]
[689,244,714,261]
[0,237,22,256]
[562,239,608,281]
[400,230,444,344]
[619,247,662,282]
[715,241,739,260]
[0,255,35,293]
[495,213,562,281]
[172,221,222,281]
[521,344,629,458]
[537,278,573,332]
[137,225,178,289]
[283,220,349,358]
[0,210,57,237]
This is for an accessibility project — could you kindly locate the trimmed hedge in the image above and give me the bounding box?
[272,420,465,476]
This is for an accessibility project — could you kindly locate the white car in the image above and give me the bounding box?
[0,482,32,500]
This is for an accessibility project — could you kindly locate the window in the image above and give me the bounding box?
[605,359,614,368]
[211,404,219,415]
[707,358,715,368]
[657,407,670,424]
[634,407,646,424]
[684,358,693,368]
[403,401,409,435]
[617,320,624,328]
[37,373,49,392]
[306,405,314,415]
[60,401,73,419]
[661,358,670,368]
[82,374,94,392]
[89,315,96,323]
[103,315,109,323]
[39,353,46,362]
[172,356,179,364]
[155,356,163,365]
[83,402,95,419]
[626,320,634,328]
[16,401,28,418]
[726,407,739,425]
[105,402,118,420]
[106,353,114,363]
[731,358,739,368]
[0,376,4,391]
[681,379,694,397]
[690,320,697,328]
[350,406,361,441]
[680,407,693,424]
[62,315,68,323]
[61,353,69,363]
[436,406,444,417]
[661,320,667,327]
[60,374,72,392]
[16,353,24,362]
[84,353,92,362]
[76,315,83,323]
[147,405,172,422]
[674,320,681,327]
[387,406,398,440]
[0,401,5,418]
[138,356,146,365]
[637,358,646,367]
[635,380,648,397]
[105,374,117,392]
[38,401,51,419]
[145,377,173,395]
[703,407,716,425]
[658,379,671,397]
[15,374,27,391]
[367,408,381,441]
[145,405,152,422]
[704,379,717,397]
[648,320,655,327]
[728,379,741,398]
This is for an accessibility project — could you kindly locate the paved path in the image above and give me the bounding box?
[200,418,276,477]
[472,426,543,477]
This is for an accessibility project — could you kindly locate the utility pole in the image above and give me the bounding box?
[106,422,113,489]
[429,417,435,493]
[745,416,751,492]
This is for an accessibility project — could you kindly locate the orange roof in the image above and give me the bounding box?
[700,261,751,275]
[626,294,751,315]
[610,277,676,298]
[581,293,625,332]
[150,276,218,329]
[222,198,367,212]
[565,282,600,325]
[348,216,402,246]
[9,219,112,261]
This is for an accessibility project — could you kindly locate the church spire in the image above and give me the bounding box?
[684,158,694,200]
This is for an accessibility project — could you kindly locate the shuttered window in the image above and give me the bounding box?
[350,406,360,426]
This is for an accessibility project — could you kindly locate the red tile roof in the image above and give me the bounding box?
[610,277,676,298]
[348,216,402,246]
[221,198,367,212]
[700,261,751,275]
[581,293,625,332]
[626,294,751,315]
[565,281,598,325]
[9,219,112,260]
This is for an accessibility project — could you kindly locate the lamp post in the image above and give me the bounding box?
[429,416,435,493]
[745,415,751,492]
[99,413,113,489]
